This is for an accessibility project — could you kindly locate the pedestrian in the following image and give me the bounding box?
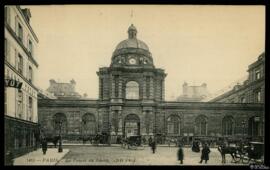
[41,138,48,155]
[177,145,184,164]
[151,140,156,154]
[199,143,211,164]
[148,136,153,146]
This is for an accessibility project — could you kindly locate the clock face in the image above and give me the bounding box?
[129,58,136,65]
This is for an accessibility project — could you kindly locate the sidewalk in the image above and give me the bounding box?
[13,148,69,165]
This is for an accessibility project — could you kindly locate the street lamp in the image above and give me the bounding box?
[58,120,63,153]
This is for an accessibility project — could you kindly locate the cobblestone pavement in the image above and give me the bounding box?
[56,145,248,166]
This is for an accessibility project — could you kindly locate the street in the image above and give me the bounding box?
[56,145,247,165]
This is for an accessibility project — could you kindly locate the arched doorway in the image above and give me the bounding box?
[248,116,261,137]
[195,115,208,136]
[123,114,140,137]
[52,113,67,137]
[222,116,234,136]
[167,115,181,136]
[81,113,96,136]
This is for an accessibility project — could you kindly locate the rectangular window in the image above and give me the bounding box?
[255,90,261,103]
[28,39,33,55]
[18,54,23,75]
[255,69,261,80]
[28,66,33,83]
[240,96,246,103]
[17,90,24,119]
[18,23,23,42]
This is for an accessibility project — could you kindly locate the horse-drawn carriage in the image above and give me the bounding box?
[218,140,264,164]
[234,141,264,164]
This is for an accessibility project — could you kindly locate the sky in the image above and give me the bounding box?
[23,5,265,100]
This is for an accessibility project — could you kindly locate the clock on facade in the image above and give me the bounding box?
[129,58,137,65]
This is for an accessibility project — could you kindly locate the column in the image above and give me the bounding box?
[111,75,115,98]
[141,111,146,135]
[118,110,123,135]
[150,77,154,99]
[149,110,154,135]
[143,76,147,99]
[161,79,165,101]
[118,76,122,98]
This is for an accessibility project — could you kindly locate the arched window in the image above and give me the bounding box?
[195,115,207,136]
[222,116,234,136]
[126,81,139,99]
[81,113,96,135]
[167,115,181,135]
[53,113,67,136]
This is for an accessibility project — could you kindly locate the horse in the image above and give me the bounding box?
[217,144,240,164]
[45,136,60,148]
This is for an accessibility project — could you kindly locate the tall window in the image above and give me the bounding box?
[18,23,23,42]
[126,81,139,99]
[28,39,33,55]
[195,115,207,136]
[167,115,180,135]
[28,97,33,121]
[255,69,261,80]
[17,90,24,119]
[254,90,261,103]
[17,54,23,75]
[28,66,33,83]
[222,116,234,136]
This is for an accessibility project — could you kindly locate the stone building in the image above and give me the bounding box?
[38,25,264,144]
[210,52,265,104]
[177,82,210,102]
[4,5,40,160]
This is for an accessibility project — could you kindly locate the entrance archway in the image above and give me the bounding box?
[123,114,140,137]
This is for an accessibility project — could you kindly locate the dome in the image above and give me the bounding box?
[114,24,150,52]
[115,39,149,51]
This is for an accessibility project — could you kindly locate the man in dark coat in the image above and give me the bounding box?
[148,136,153,146]
[41,138,48,155]
[151,140,156,154]
[199,144,211,164]
[177,145,184,164]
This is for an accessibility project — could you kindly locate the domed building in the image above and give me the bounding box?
[38,25,264,144]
